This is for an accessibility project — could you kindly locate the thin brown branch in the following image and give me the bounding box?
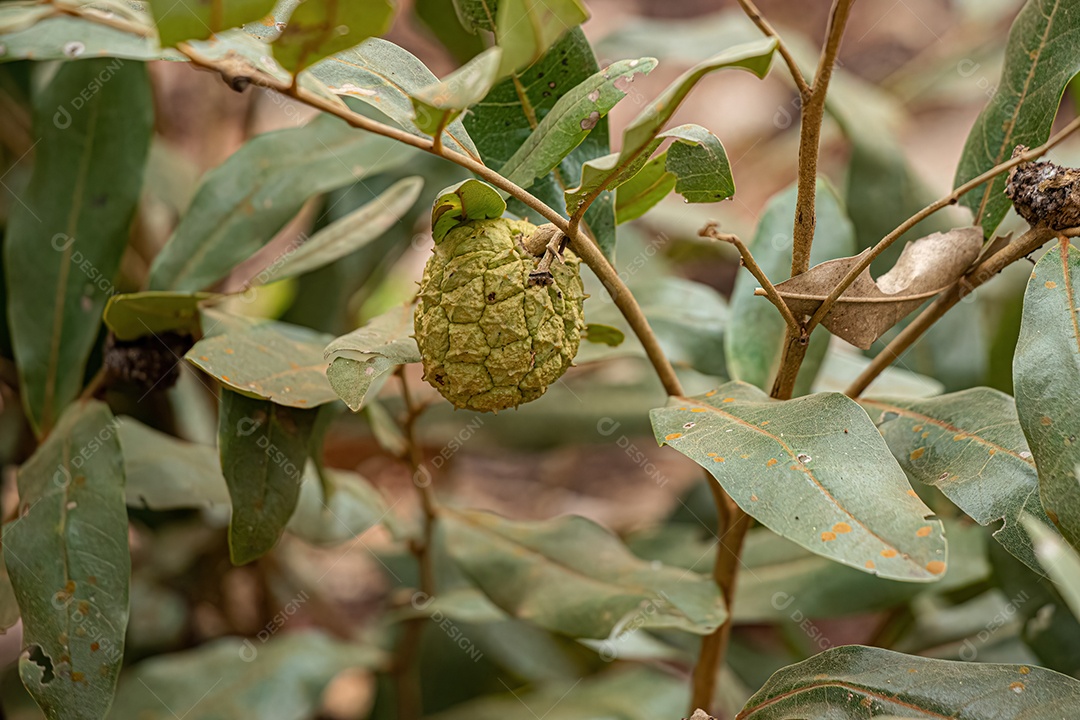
[690,481,753,716]
[790,0,855,277]
[700,223,802,336]
[736,0,811,99]
[845,226,1080,397]
[806,114,1080,334]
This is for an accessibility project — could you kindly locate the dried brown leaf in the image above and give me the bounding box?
[766,228,983,349]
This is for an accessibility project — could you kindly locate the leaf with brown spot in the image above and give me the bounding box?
[768,227,983,350]
[651,382,945,582]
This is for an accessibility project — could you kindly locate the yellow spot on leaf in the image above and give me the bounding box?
[1019,666,1030,674]
[222,375,231,382]
[707,452,717,457]
[224,348,235,355]
[954,433,967,441]
[691,408,706,413]
[714,457,725,463]
[1010,681,1025,693]
[926,560,946,574]
[1045,281,1058,289]
[766,458,778,467]
[740,454,750,459]
[988,448,996,455]
[821,531,837,542]
[912,424,923,432]
[705,390,717,397]
[71,672,84,683]
[723,398,735,403]
[751,494,758,501]
[1041,416,1052,426]
[881,549,898,558]
[833,522,852,534]
[921,431,929,439]
[199,355,209,361]
[865,560,875,569]
[910,447,925,460]
[907,489,918,497]
[916,526,933,537]
[665,433,682,441]
[760,420,770,426]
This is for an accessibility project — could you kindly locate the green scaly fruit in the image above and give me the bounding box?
[414,217,585,412]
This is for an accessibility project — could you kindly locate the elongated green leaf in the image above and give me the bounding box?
[430,179,506,241]
[187,320,337,408]
[147,0,275,46]
[103,292,210,341]
[1014,239,1080,549]
[287,467,389,545]
[865,388,1054,574]
[218,391,318,564]
[148,114,413,292]
[109,631,380,719]
[273,0,394,72]
[494,0,588,75]
[3,402,128,720]
[410,46,503,136]
[652,382,946,581]
[1025,515,1080,621]
[257,176,423,284]
[118,417,229,510]
[5,59,152,436]
[737,645,1080,719]
[726,181,855,393]
[614,154,675,224]
[0,13,165,62]
[441,508,726,639]
[307,38,480,160]
[465,28,619,258]
[324,305,420,411]
[565,38,775,215]
[500,57,657,189]
[954,0,1080,235]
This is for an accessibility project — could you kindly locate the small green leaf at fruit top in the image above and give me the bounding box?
[430,179,507,241]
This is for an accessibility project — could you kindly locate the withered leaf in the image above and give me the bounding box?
[765,228,983,349]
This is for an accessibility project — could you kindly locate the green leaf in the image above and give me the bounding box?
[186,320,337,408]
[954,0,1080,235]
[565,38,775,216]
[324,305,421,411]
[494,0,589,76]
[440,507,726,639]
[410,46,503,136]
[1014,239,1080,549]
[0,13,164,62]
[615,154,675,224]
[146,0,275,46]
[109,631,381,719]
[430,179,507,241]
[738,645,1080,718]
[1025,514,1080,621]
[499,57,658,190]
[287,467,390,545]
[415,0,486,63]
[651,382,947,581]
[218,390,318,564]
[148,114,414,292]
[255,176,424,284]
[5,59,152,436]
[3,402,128,720]
[658,123,734,202]
[726,181,855,392]
[273,0,394,72]
[865,388,1055,574]
[103,292,210,341]
[584,323,625,347]
[464,28,618,259]
[306,38,480,160]
[118,417,230,510]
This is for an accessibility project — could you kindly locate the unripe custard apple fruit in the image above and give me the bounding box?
[415,217,586,412]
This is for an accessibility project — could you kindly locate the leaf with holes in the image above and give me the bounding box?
[494,0,589,76]
[307,38,480,160]
[255,176,423,284]
[146,0,275,46]
[325,305,421,411]
[954,0,1080,236]
[737,645,1080,719]
[218,390,318,565]
[5,59,152,436]
[440,507,725,639]
[771,228,982,350]
[272,0,394,72]
[726,181,855,393]
[103,292,211,341]
[3,401,128,720]
[652,382,946,581]
[1014,239,1080,550]
[148,114,414,292]
[186,320,337,408]
[565,38,775,216]
[410,46,503,136]
[864,388,1055,574]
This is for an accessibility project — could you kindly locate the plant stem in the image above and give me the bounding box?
[736,0,811,99]
[392,368,437,720]
[690,481,753,716]
[805,115,1080,334]
[845,226,1077,397]
[700,223,801,336]
[789,0,855,277]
